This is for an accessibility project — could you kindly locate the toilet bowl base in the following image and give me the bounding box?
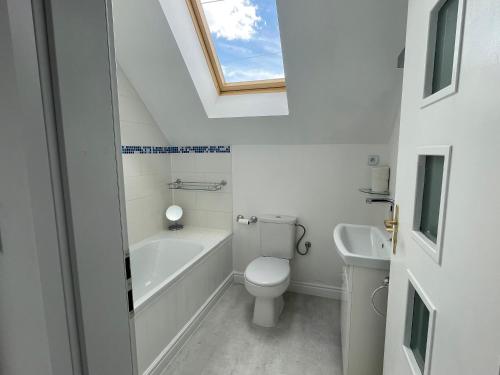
[252,295,284,327]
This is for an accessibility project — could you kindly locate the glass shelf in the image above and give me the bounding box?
[168,179,227,192]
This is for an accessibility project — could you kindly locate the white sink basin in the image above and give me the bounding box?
[333,223,391,270]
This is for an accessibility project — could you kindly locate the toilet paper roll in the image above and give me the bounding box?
[237,218,250,225]
[371,166,390,193]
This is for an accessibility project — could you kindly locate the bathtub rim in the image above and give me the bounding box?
[131,230,232,315]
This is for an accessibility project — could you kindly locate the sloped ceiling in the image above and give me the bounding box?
[112,0,407,145]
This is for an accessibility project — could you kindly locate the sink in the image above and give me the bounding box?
[333,223,391,270]
[336,224,391,374]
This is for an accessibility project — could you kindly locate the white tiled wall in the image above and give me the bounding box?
[170,153,233,230]
[117,65,173,244]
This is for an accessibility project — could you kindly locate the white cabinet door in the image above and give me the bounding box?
[340,266,352,375]
[341,265,388,375]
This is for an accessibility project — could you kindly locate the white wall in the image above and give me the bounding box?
[171,153,233,231]
[388,111,401,196]
[116,65,398,290]
[117,66,173,244]
[232,145,392,288]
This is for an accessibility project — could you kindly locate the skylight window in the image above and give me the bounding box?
[187,0,286,94]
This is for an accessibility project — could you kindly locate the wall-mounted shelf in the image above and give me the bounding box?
[168,179,227,192]
[359,188,390,196]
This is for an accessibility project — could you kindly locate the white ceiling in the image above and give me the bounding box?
[112,0,407,145]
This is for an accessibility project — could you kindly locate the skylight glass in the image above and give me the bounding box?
[200,0,285,84]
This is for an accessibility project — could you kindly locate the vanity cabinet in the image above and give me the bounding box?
[340,265,389,375]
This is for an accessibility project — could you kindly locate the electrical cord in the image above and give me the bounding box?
[295,223,311,256]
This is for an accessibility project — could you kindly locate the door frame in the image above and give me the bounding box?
[5,0,137,373]
[3,0,83,373]
[42,0,137,373]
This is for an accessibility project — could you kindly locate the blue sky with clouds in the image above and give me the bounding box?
[201,0,285,83]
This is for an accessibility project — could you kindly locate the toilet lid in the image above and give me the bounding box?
[245,257,290,287]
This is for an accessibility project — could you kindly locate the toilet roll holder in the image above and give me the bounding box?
[236,215,258,224]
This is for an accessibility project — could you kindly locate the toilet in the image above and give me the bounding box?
[244,215,297,327]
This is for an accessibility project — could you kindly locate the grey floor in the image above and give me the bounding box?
[163,284,342,375]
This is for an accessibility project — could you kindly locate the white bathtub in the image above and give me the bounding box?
[130,227,232,374]
[131,238,204,310]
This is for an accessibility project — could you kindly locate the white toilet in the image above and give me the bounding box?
[244,214,296,327]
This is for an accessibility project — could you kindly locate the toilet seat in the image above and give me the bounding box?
[245,257,290,287]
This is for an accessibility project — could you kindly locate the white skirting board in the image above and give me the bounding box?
[233,272,341,300]
[145,273,234,375]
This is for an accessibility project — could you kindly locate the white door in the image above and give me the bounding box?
[383,0,500,374]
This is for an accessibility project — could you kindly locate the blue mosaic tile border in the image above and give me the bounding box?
[121,145,231,154]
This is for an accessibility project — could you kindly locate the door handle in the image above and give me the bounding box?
[384,205,399,254]
[384,219,397,228]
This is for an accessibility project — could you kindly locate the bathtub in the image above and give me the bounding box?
[131,238,204,310]
[130,227,232,375]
